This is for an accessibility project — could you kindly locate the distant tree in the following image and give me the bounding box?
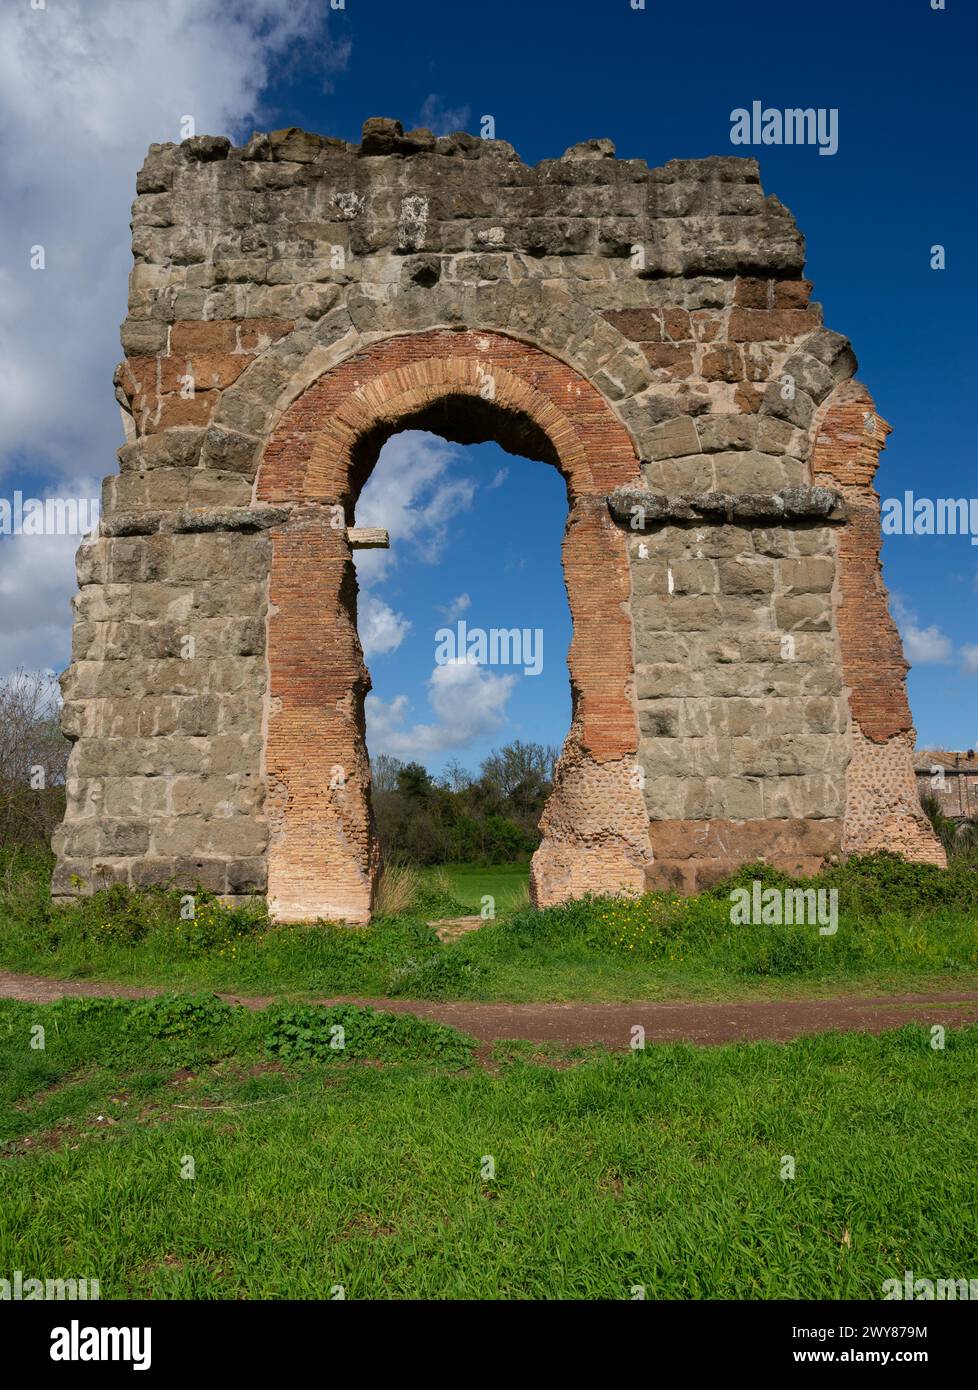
[371,753,404,794]
[479,740,558,820]
[921,792,978,860]
[482,814,537,861]
[369,740,557,866]
[0,669,70,848]
[396,761,434,800]
[439,758,472,793]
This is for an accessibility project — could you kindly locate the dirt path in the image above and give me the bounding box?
[2,970,977,1048]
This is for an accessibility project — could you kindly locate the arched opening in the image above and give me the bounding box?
[257,330,653,923]
[352,425,571,888]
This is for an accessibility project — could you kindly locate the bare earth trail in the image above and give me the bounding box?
[2,971,977,1048]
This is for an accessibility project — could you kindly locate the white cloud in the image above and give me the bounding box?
[962,644,978,675]
[353,432,476,586]
[418,94,471,137]
[0,0,343,480]
[893,597,953,665]
[0,1,346,681]
[437,592,471,621]
[359,592,411,658]
[0,476,100,679]
[904,623,953,665]
[489,467,508,489]
[366,661,516,759]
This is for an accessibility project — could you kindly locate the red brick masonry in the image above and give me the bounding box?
[813,382,944,864]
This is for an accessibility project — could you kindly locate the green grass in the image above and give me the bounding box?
[1,847,976,1004]
[420,861,530,912]
[2,994,976,1299]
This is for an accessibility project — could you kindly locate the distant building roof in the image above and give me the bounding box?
[914,749,978,772]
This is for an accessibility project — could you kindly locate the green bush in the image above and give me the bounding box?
[385,952,486,999]
[406,876,469,921]
[262,1002,474,1065]
[127,992,237,1039]
[0,854,269,960]
[706,852,978,915]
[64,883,174,946]
[168,894,269,958]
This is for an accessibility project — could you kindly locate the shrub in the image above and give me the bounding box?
[38,881,269,956]
[384,952,486,999]
[262,1002,474,1065]
[370,865,468,923]
[922,794,978,862]
[374,863,420,918]
[409,869,469,920]
[67,883,175,946]
[127,993,237,1039]
[705,852,978,916]
[817,852,978,914]
[168,894,269,958]
[0,670,69,849]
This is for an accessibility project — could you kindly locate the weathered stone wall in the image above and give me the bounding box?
[52,118,944,919]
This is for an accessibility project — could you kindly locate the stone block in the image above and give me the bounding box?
[718,557,776,595]
[778,556,835,595]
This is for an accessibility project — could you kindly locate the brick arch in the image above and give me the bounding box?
[208,280,655,456]
[256,330,654,922]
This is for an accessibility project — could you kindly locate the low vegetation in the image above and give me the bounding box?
[2,994,975,1298]
[921,792,978,861]
[1,847,976,1004]
[1,679,974,1003]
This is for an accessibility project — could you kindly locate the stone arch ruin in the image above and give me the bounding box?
[52,118,944,922]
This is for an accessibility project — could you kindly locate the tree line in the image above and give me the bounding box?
[371,740,559,865]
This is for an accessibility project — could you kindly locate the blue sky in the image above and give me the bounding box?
[354,434,571,775]
[1,0,975,770]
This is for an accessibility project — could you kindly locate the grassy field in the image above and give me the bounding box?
[2,993,975,1299]
[420,861,531,912]
[1,849,976,1004]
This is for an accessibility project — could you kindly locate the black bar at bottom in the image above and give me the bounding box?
[3,1298,970,1374]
